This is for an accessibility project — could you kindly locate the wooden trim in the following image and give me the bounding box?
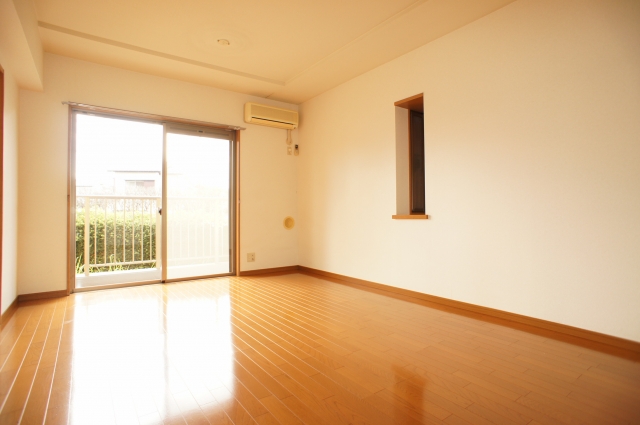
[0,64,4,311]
[392,214,429,219]
[0,297,17,332]
[239,266,300,276]
[394,93,424,111]
[408,111,412,214]
[235,130,241,276]
[395,93,425,217]
[298,266,640,358]
[18,290,68,303]
[66,103,245,131]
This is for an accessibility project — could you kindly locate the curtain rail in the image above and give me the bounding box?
[63,101,245,131]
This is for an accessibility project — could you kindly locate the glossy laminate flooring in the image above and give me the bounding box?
[0,273,639,425]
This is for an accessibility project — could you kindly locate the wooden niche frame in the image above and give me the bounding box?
[392,93,428,220]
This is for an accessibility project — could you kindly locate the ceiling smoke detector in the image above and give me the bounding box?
[217,39,230,46]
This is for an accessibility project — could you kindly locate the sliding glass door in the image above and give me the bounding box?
[74,114,163,288]
[165,125,232,280]
[72,111,235,290]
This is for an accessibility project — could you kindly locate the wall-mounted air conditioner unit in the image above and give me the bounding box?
[244,103,298,129]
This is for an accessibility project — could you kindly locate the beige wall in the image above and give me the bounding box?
[0,0,43,90]
[18,53,299,295]
[298,0,640,341]
[1,65,19,313]
[11,0,43,85]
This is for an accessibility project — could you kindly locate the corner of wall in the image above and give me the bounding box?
[0,0,44,91]
[1,67,19,314]
[13,0,44,85]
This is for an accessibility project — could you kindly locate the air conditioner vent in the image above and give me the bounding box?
[244,103,298,129]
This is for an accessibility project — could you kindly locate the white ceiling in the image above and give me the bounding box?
[35,0,516,104]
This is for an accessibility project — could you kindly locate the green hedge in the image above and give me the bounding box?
[76,211,156,273]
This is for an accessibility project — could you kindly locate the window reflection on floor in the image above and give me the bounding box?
[68,280,233,424]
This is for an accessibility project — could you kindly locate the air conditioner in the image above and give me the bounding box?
[244,103,298,130]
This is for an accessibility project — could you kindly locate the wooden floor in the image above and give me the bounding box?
[0,274,639,425]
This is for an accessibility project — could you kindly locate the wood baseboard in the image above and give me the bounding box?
[298,266,640,358]
[239,266,300,276]
[9,269,637,357]
[0,297,18,331]
[18,290,68,303]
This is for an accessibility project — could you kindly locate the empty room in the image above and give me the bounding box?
[1,0,639,424]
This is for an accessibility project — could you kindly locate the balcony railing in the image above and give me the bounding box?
[166,197,230,267]
[76,195,229,276]
[76,195,160,275]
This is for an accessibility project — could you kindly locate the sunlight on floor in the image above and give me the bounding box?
[67,281,234,424]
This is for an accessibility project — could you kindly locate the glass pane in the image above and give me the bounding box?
[75,114,163,288]
[166,132,231,279]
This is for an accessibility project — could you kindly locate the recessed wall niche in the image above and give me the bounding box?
[393,93,428,219]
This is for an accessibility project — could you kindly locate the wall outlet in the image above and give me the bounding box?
[247,253,255,262]
[287,146,292,155]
